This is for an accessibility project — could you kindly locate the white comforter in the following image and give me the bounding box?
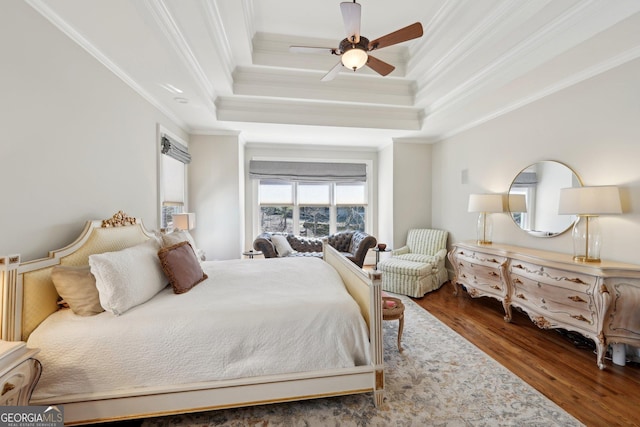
[27,257,370,400]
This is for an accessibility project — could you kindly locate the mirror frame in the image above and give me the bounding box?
[508,160,582,238]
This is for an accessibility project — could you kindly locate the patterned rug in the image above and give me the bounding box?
[143,295,583,426]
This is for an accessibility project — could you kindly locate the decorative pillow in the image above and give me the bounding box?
[89,239,167,315]
[162,229,196,248]
[51,265,104,316]
[158,241,208,294]
[271,234,295,257]
[161,229,204,260]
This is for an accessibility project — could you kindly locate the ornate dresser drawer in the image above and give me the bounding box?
[0,358,39,406]
[509,262,597,332]
[448,241,640,370]
[450,248,507,300]
[0,342,41,406]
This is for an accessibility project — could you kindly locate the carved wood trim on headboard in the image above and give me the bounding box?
[1,212,153,341]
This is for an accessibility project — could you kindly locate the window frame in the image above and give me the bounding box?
[253,159,372,238]
[157,125,189,230]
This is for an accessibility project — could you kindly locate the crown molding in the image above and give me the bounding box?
[440,44,640,142]
[428,0,600,114]
[410,0,532,87]
[25,0,189,132]
[143,0,217,117]
[215,97,422,130]
[233,66,415,106]
[202,0,236,80]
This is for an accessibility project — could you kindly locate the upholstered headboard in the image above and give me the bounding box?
[0,212,153,341]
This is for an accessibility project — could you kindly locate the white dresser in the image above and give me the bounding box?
[449,241,640,369]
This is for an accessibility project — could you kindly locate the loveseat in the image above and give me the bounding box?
[253,231,377,268]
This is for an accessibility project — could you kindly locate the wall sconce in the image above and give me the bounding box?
[558,186,621,262]
[468,194,504,244]
[172,212,196,231]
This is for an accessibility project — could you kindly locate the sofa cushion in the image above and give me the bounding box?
[272,234,295,257]
[378,258,431,276]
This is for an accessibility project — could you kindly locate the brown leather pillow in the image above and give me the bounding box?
[158,241,208,294]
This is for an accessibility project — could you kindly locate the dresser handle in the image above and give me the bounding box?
[458,262,464,267]
[513,264,524,269]
[566,277,587,285]
[488,258,499,263]
[568,295,587,303]
[491,285,500,290]
[516,293,526,300]
[571,314,590,323]
[1,382,15,396]
[489,272,499,277]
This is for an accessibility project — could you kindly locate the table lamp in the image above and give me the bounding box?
[558,186,621,262]
[468,194,504,244]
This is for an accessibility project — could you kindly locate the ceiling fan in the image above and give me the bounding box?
[289,1,423,82]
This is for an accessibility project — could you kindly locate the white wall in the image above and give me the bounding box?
[189,134,243,260]
[0,1,187,261]
[391,141,433,249]
[432,57,640,265]
[377,144,394,249]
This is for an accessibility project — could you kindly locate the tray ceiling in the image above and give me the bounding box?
[27,0,640,148]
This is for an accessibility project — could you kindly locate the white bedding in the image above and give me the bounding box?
[27,257,370,400]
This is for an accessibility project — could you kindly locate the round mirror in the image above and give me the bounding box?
[508,161,582,237]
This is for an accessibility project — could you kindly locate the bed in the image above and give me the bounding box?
[0,212,383,425]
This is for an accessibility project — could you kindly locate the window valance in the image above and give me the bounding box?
[161,135,191,164]
[513,172,537,185]
[249,160,366,182]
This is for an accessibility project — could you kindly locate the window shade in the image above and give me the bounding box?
[249,160,366,182]
[161,135,191,164]
[513,172,537,185]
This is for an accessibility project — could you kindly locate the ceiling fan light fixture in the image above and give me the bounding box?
[341,46,368,71]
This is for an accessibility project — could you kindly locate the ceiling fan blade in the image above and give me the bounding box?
[340,1,361,43]
[368,22,423,51]
[290,46,337,55]
[321,61,344,82]
[366,55,395,76]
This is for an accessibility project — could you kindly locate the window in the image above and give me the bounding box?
[158,129,190,229]
[258,180,367,237]
[259,181,294,233]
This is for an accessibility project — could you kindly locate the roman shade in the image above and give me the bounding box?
[249,160,366,182]
[161,135,191,164]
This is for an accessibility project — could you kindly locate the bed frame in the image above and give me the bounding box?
[0,212,383,425]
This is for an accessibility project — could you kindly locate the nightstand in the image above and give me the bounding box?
[0,341,41,406]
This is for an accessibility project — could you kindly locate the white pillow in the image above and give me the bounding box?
[89,239,167,315]
[271,234,295,257]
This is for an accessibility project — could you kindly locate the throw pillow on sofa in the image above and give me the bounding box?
[271,235,295,257]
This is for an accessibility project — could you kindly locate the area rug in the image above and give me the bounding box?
[143,295,583,426]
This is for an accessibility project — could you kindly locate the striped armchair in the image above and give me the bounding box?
[378,229,449,297]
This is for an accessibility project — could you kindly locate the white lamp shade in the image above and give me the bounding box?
[172,212,196,230]
[468,194,504,213]
[558,186,621,215]
[508,194,527,213]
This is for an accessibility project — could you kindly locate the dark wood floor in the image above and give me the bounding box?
[412,282,640,427]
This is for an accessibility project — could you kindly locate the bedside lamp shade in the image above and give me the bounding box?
[468,194,504,244]
[558,186,621,262]
[172,213,196,231]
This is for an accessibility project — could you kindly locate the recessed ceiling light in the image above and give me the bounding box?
[159,83,183,94]
[173,97,189,104]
